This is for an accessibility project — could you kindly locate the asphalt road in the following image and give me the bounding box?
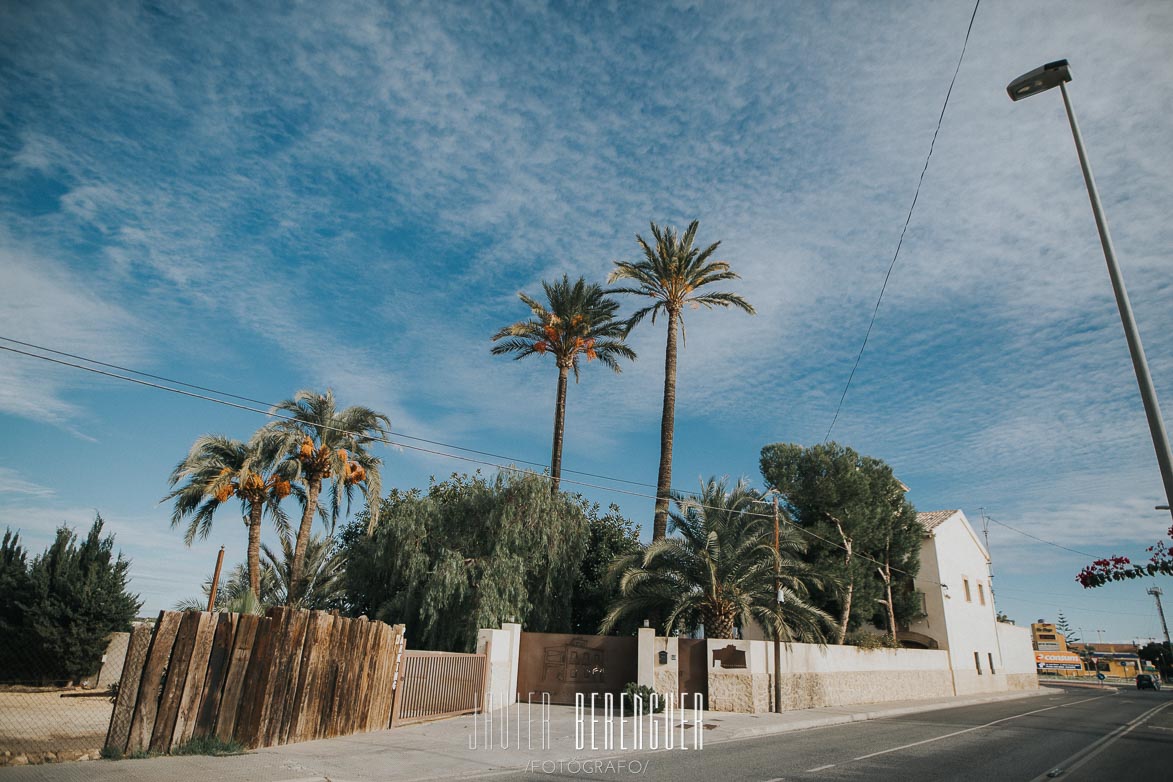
[495,685,1173,782]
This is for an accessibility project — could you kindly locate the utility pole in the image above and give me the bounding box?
[1149,587,1172,646]
[772,494,783,715]
[207,545,226,612]
[979,507,994,598]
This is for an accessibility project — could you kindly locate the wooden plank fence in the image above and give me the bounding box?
[105,607,405,755]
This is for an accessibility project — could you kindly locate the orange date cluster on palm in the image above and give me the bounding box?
[297,436,336,478]
[295,436,366,485]
[215,470,286,503]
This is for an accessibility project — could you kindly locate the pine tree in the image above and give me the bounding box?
[1056,612,1077,644]
[1,516,141,683]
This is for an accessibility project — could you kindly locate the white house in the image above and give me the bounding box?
[904,509,1035,695]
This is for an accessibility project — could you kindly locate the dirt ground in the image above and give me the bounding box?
[0,690,112,764]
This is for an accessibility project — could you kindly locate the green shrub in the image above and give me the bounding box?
[621,682,665,713]
[172,735,244,756]
[845,631,902,650]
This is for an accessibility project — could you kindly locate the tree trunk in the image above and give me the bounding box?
[837,580,853,645]
[290,478,322,599]
[653,309,680,540]
[705,603,736,641]
[550,364,569,494]
[882,562,898,644]
[247,501,264,599]
[831,517,853,644]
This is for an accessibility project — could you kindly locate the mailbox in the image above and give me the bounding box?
[658,650,668,665]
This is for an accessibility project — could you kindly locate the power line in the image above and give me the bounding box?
[0,337,951,588]
[824,0,982,441]
[0,335,678,495]
[995,593,1153,618]
[985,516,1102,559]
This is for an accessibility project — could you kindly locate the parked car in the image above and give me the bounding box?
[1136,673,1161,690]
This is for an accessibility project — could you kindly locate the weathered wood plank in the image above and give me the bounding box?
[150,610,202,753]
[170,612,216,748]
[233,614,275,748]
[273,609,310,746]
[104,624,152,753]
[214,613,259,741]
[286,610,327,743]
[345,618,373,736]
[126,611,183,754]
[261,607,291,747]
[304,612,337,741]
[249,604,286,745]
[328,615,362,737]
[192,612,235,738]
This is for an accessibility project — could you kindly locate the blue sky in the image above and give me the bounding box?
[1,0,1171,643]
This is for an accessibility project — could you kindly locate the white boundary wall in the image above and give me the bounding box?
[637,628,1036,714]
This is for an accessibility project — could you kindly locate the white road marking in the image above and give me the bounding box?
[805,763,837,772]
[849,693,1112,762]
[1025,698,1173,782]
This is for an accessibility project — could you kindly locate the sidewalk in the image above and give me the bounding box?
[0,687,1054,782]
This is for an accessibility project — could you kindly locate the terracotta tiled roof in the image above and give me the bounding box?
[917,510,960,533]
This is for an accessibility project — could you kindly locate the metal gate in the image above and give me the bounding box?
[677,639,708,708]
[390,650,489,726]
[516,632,637,705]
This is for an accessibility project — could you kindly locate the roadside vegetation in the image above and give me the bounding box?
[0,220,929,676]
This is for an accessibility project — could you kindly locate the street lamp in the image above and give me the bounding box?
[1008,60,1173,522]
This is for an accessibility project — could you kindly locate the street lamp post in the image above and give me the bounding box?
[1007,60,1173,522]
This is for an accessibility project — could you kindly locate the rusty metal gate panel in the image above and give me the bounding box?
[517,632,637,705]
[390,650,489,726]
[677,638,708,708]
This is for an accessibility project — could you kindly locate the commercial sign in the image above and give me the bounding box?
[1035,651,1082,671]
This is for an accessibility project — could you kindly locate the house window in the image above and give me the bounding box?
[988,653,996,674]
[978,583,985,605]
[974,651,982,674]
[963,579,972,602]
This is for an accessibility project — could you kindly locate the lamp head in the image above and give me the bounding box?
[1007,59,1071,101]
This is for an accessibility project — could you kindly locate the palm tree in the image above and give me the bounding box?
[261,532,346,609]
[164,433,293,597]
[608,221,754,539]
[173,562,271,615]
[600,477,831,642]
[491,275,636,493]
[267,389,389,594]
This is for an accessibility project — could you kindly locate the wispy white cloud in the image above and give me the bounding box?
[0,468,55,498]
[2,0,1172,623]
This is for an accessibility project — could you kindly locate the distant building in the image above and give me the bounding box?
[1029,620,1084,675]
[1031,620,1069,652]
[1068,641,1144,678]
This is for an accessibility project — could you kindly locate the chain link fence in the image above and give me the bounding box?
[0,634,128,767]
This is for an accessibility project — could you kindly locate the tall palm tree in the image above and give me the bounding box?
[164,433,293,597]
[608,221,754,539]
[600,477,831,642]
[267,389,389,594]
[491,275,636,493]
